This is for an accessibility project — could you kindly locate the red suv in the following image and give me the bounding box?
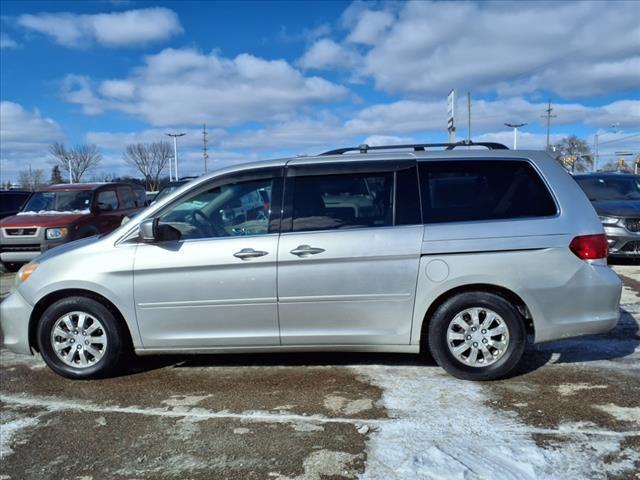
[0,183,146,271]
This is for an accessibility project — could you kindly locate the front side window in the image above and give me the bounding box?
[158,178,275,240]
[419,160,557,223]
[117,187,136,209]
[291,172,393,232]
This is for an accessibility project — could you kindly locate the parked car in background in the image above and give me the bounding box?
[574,173,640,258]
[0,190,31,220]
[0,142,621,381]
[0,183,146,271]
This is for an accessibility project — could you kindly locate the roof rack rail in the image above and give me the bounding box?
[320,140,509,156]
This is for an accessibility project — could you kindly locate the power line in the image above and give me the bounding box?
[596,132,640,146]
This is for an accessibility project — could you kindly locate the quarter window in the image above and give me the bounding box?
[419,160,557,223]
[291,172,393,232]
[117,187,136,209]
[158,178,275,240]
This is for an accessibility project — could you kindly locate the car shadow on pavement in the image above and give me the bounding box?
[511,307,639,377]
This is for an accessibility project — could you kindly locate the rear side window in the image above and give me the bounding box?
[291,172,393,232]
[419,160,557,223]
[96,190,118,211]
[117,187,136,209]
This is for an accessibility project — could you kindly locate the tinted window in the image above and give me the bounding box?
[0,192,30,211]
[96,190,118,210]
[575,175,640,201]
[291,172,393,232]
[419,160,556,223]
[117,187,136,209]
[159,178,275,240]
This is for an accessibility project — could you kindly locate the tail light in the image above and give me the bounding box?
[569,234,608,260]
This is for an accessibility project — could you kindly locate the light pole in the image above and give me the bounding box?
[504,122,527,149]
[165,132,186,181]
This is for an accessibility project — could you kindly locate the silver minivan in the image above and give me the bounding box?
[1,142,622,381]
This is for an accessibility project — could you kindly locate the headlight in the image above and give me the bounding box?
[13,262,39,290]
[45,227,68,240]
[598,216,620,226]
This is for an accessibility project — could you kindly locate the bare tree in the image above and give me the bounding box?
[18,166,45,191]
[550,135,593,173]
[49,142,102,183]
[123,141,172,191]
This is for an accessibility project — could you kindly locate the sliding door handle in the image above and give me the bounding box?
[234,248,268,260]
[290,245,325,257]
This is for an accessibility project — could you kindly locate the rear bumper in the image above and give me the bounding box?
[0,290,34,355]
[532,263,622,343]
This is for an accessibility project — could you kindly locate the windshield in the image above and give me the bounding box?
[20,191,93,214]
[575,176,640,201]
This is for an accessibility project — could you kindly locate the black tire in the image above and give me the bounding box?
[37,296,127,379]
[427,292,526,381]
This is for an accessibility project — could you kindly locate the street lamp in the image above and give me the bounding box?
[593,123,621,172]
[504,123,527,150]
[165,132,186,181]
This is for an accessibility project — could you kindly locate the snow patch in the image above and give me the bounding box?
[0,416,40,458]
[323,395,374,416]
[17,209,90,215]
[557,383,608,396]
[161,394,212,407]
[594,404,640,424]
[269,449,358,480]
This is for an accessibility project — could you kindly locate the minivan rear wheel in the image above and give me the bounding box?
[37,296,126,379]
[427,292,526,381]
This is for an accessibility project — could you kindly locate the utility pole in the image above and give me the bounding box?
[504,122,527,149]
[165,133,186,181]
[467,92,471,143]
[541,100,556,149]
[202,123,209,174]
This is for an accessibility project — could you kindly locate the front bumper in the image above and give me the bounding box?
[604,224,639,257]
[0,227,67,263]
[0,290,34,355]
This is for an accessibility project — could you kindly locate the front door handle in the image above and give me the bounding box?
[290,245,325,257]
[233,248,268,260]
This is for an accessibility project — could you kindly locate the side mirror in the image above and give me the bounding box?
[139,218,181,242]
[139,218,158,242]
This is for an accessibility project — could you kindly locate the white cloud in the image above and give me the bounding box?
[17,7,182,48]
[304,1,640,98]
[298,38,356,70]
[0,32,19,49]
[0,101,65,180]
[62,48,349,127]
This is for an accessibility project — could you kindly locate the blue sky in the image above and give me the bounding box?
[1,0,639,182]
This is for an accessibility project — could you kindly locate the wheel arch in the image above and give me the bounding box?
[418,283,533,353]
[28,288,134,353]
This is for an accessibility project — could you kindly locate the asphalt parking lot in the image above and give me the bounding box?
[1,264,639,480]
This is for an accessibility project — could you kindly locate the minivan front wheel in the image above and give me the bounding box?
[37,296,126,379]
[428,292,526,381]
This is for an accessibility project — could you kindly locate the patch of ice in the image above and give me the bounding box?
[233,427,251,434]
[161,394,212,407]
[291,422,324,432]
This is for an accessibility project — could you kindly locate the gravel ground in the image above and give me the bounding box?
[0,263,638,479]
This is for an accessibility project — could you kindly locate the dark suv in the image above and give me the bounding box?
[0,183,146,270]
[574,173,640,258]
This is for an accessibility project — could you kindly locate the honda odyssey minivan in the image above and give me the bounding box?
[0,142,622,381]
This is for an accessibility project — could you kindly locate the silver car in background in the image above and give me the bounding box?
[0,142,622,381]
